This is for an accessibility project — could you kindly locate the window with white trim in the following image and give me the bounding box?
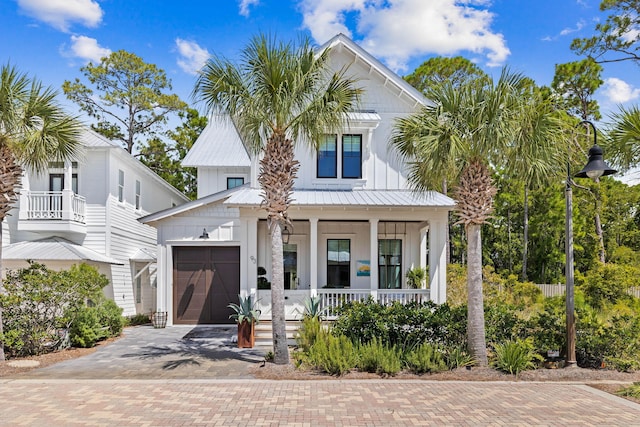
[317,134,362,179]
[135,179,141,210]
[118,170,125,202]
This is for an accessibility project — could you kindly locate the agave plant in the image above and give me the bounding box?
[228,294,261,324]
[301,295,328,319]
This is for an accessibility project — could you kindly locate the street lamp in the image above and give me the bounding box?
[565,120,617,368]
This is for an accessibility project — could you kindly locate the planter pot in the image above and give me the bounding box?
[151,311,168,329]
[237,320,255,348]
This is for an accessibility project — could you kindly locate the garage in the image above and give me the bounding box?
[173,246,240,324]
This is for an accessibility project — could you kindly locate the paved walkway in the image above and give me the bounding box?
[1,326,639,426]
[17,325,267,379]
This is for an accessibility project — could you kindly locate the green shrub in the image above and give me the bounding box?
[616,382,640,399]
[70,306,105,348]
[69,298,123,348]
[333,298,467,349]
[576,263,638,308]
[445,346,475,369]
[484,301,527,345]
[125,313,151,326]
[493,338,543,375]
[307,332,358,376]
[357,337,402,375]
[405,342,448,374]
[295,316,323,352]
[0,261,108,357]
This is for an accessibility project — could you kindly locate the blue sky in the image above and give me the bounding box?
[1,0,639,120]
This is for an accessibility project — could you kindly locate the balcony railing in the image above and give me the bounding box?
[20,191,86,223]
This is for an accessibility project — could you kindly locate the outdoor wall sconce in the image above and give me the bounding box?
[199,228,209,239]
[282,225,291,245]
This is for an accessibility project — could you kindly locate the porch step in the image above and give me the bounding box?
[254,321,301,348]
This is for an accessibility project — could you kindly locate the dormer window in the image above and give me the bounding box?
[317,133,362,179]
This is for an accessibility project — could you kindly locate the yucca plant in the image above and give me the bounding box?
[493,338,543,376]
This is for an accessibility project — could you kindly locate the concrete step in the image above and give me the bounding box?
[254,321,301,347]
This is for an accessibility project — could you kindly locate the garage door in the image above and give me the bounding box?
[173,246,240,324]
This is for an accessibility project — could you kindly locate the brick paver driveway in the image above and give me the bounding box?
[1,379,639,426]
[1,326,639,426]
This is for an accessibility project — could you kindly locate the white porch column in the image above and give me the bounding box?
[420,225,429,289]
[244,216,258,295]
[429,213,448,304]
[18,171,30,220]
[369,219,379,300]
[309,218,318,296]
[61,160,74,220]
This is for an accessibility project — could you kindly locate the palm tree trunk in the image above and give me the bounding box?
[522,186,529,280]
[466,223,488,366]
[0,225,4,361]
[270,223,289,364]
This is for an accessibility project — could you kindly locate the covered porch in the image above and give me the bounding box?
[230,188,453,321]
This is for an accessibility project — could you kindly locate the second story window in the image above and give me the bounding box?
[317,134,337,178]
[317,133,362,179]
[135,179,141,210]
[118,170,124,202]
[342,134,362,179]
[227,177,244,189]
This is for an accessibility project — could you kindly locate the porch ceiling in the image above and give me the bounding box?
[224,188,455,209]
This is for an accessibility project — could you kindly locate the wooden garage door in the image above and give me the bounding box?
[173,246,240,324]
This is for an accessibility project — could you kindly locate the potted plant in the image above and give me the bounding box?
[406,267,426,289]
[228,294,261,348]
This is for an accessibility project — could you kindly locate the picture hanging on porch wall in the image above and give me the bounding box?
[357,260,370,276]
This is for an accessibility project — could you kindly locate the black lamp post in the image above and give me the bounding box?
[565,120,617,368]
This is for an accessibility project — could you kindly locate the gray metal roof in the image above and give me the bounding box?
[2,237,123,265]
[224,188,455,208]
[182,115,250,167]
[130,248,156,262]
[79,128,120,148]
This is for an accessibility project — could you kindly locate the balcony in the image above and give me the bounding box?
[18,190,87,234]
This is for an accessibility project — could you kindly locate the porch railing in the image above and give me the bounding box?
[21,191,86,223]
[317,288,431,319]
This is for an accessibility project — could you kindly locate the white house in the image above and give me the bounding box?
[139,34,455,325]
[1,129,190,316]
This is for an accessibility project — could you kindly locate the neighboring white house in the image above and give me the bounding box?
[1,129,190,316]
[139,34,455,325]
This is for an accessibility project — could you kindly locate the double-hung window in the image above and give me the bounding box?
[317,134,337,178]
[118,170,125,202]
[342,134,362,178]
[135,180,141,210]
[317,134,361,179]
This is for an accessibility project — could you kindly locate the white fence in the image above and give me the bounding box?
[317,288,430,319]
[535,283,640,299]
[22,191,86,222]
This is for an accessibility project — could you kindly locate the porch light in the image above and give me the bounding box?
[282,225,291,244]
[564,120,616,368]
[199,228,209,239]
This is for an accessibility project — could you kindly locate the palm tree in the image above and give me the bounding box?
[604,104,640,172]
[194,34,361,364]
[0,64,82,360]
[506,85,570,280]
[391,69,540,365]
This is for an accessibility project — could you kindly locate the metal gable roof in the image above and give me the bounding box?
[2,237,123,265]
[182,115,250,167]
[224,188,455,209]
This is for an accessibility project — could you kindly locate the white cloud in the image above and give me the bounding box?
[299,0,510,71]
[175,38,211,75]
[68,35,111,63]
[601,77,640,104]
[17,0,103,32]
[239,0,260,17]
[559,20,585,36]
